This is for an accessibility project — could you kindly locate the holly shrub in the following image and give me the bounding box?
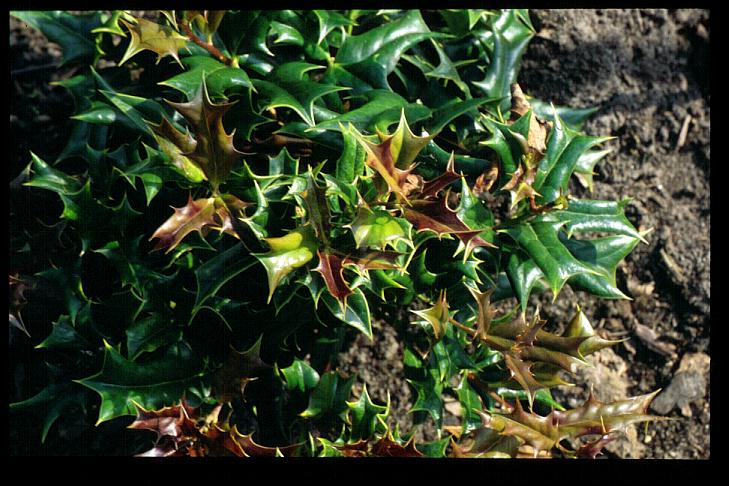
[10,10,665,457]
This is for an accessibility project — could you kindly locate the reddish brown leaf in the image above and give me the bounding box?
[212,338,271,403]
[314,249,353,307]
[371,434,423,457]
[149,195,227,253]
[342,251,403,272]
[128,401,199,438]
[165,80,244,190]
[402,196,491,251]
[352,129,413,200]
[420,153,460,199]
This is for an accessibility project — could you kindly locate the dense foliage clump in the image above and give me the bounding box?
[10,9,663,457]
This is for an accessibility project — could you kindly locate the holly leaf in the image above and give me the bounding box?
[119,17,188,66]
[532,111,612,205]
[530,98,598,131]
[472,10,535,114]
[411,289,450,341]
[428,96,498,136]
[351,127,412,200]
[212,336,271,402]
[537,198,647,242]
[404,347,443,427]
[10,380,90,443]
[253,225,319,303]
[149,196,219,253]
[455,373,484,435]
[348,207,411,251]
[301,371,356,421]
[321,287,373,339]
[160,55,253,100]
[336,10,442,89]
[252,65,348,126]
[193,243,257,311]
[126,314,182,360]
[76,341,207,424]
[474,390,666,457]
[403,196,492,256]
[308,10,350,44]
[162,81,245,189]
[574,148,612,192]
[315,90,431,134]
[279,359,320,394]
[347,384,389,441]
[314,249,354,308]
[502,220,602,297]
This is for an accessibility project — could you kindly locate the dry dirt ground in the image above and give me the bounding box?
[10,10,710,458]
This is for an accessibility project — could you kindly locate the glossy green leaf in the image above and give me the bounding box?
[574,148,611,192]
[160,55,253,100]
[252,77,348,127]
[530,98,598,131]
[315,90,430,134]
[472,10,535,113]
[428,96,497,136]
[456,374,483,435]
[503,220,602,297]
[36,312,94,351]
[321,287,372,339]
[23,152,83,195]
[77,341,207,424]
[253,225,319,304]
[337,10,441,89]
[532,112,611,205]
[335,127,367,184]
[194,243,257,310]
[126,314,182,360]
[300,371,355,421]
[280,359,320,394]
[347,384,389,441]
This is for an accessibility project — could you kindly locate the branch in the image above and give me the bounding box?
[180,22,234,66]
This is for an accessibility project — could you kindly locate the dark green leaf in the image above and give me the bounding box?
[76,341,207,424]
[301,371,355,421]
[161,55,253,100]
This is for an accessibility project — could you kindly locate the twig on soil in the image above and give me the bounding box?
[675,115,692,151]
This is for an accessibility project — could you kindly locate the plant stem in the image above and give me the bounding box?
[180,21,234,66]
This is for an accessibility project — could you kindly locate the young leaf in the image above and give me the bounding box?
[473,390,666,458]
[165,80,245,190]
[314,249,354,308]
[348,207,410,251]
[149,196,219,253]
[119,17,188,66]
[253,225,320,303]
